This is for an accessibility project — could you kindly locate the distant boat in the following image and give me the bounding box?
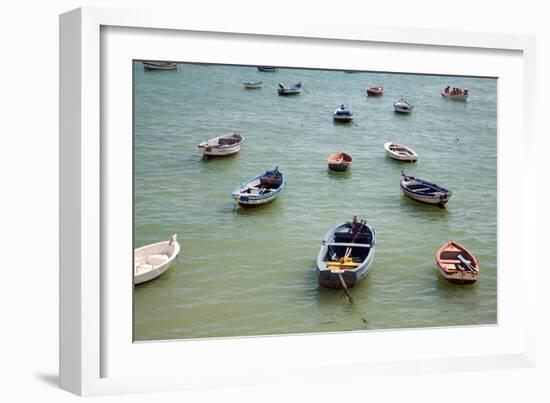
[257,66,278,72]
[384,141,418,162]
[435,241,479,284]
[232,167,285,207]
[198,132,245,157]
[442,87,469,101]
[143,61,178,71]
[278,81,302,95]
[243,81,263,89]
[316,217,376,289]
[394,99,413,113]
[328,152,353,171]
[333,104,354,122]
[400,171,452,207]
[134,235,180,285]
[367,86,384,96]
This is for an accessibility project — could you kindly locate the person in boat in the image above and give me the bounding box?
[445,86,450,93]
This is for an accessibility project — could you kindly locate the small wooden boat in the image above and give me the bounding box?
[243,81,263,89]
[257,66,278,72]
[384,141,418,162]
[232,167,285,206]
[400,171,452,207]
[143,61,178,71]
[394,99,413,113]
[441,87,469,101]
[316,217,376,289]
[333,104,354,122]
[198,132,245,157]
[435,241,479,284]
[134,235,180,285]
[278,81,302,96]
[328,152,353,171]
[367,86,384,96]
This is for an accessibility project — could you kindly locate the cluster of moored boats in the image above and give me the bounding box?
[136,63,477,291]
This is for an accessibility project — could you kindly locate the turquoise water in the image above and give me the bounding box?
[133,62,497,341]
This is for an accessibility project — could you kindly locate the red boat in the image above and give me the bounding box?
[435,241,479,284]
[367,86,384,96]
[328,152,352,172]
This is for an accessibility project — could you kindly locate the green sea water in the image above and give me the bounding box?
[133,62,497,341]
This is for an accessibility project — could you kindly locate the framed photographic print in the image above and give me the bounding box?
[60,7,537,396]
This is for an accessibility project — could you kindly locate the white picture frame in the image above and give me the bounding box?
[60,7,537,396]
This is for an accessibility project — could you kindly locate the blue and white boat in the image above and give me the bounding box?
[400,171,452,207]
[333,104,354,122]
[232,167,285,207]
[316,217,376,289]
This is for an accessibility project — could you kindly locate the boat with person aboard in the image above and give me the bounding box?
[328,152,353,171]
[400,171,452,207]
[367,86,384,96]
[197,132,245,158]
[231,167,285,207]
[243,81,263,89]
[435,241,479,284]
[134,235,180,285]
[143,61,178,71]
[333,104,354,122]
[441,86,469,101]
[316,216,376,289]
[394,99,413,113]
[278,81,302,95]
[384,141,418,162]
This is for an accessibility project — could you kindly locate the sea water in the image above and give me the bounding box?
[133,62,497,341]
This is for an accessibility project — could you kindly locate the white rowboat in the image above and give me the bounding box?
[134,235,180,285]
[198,132,245,157]
[394,99,413,113]
[384,141,418,162]
[243,81,262,89]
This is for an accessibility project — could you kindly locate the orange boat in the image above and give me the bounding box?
[435,241,479,284]
[328,152,352,172]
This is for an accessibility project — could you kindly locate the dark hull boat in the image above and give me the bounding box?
[400,171,452,207]
[328,152,352,171]
[257,66,278,72]
[316,217,376,289]
[143,61,178,71]
[278,82,302,95]
[333,104,354,122]
[436,241,479,284]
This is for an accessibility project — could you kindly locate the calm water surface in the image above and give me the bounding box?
[133,62,497,341]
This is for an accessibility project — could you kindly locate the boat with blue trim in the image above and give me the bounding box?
[333,104,354,122]
[232,167,285,207]
[316,216,376,289]
[400,171,452,207]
